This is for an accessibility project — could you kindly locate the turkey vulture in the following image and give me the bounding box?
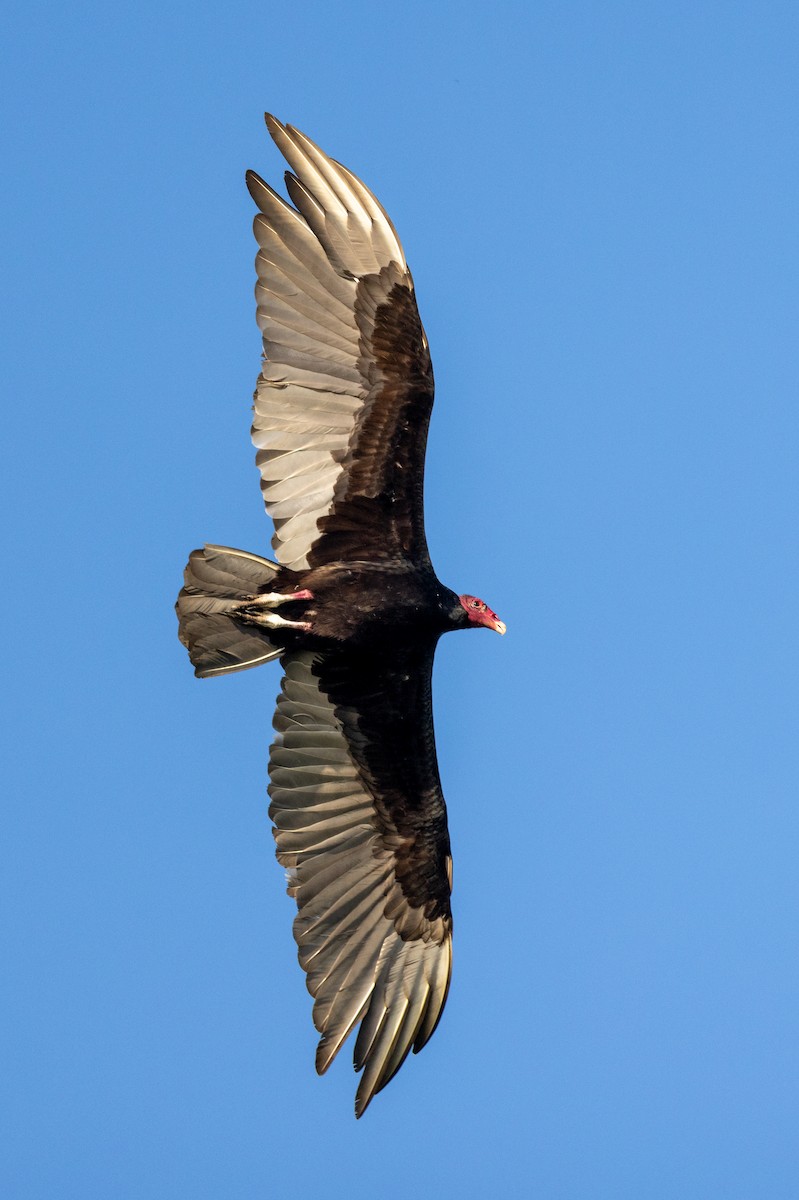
[176,115,505,1117]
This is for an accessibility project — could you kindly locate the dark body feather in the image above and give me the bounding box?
[270,561,464,646]
[176,116,503,1116]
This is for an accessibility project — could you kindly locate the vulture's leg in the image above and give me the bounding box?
[238,588,314,632]
[244,609,313,633]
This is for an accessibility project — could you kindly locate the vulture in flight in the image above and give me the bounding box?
[176,115,505,1116]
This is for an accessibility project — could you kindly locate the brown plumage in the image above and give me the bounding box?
[176,116,505,1116]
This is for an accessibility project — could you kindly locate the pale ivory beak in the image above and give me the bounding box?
[494,620,507,635]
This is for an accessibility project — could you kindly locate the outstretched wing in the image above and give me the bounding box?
[268,646,453,1117]
[247,116,434,572]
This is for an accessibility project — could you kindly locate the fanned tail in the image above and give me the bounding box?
[176,545,283,678]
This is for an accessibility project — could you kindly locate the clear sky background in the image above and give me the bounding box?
[3,2,798,1197]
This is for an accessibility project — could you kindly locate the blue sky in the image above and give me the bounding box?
[3,2,798,1196]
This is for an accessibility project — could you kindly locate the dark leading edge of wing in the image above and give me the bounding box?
[246,115,435,572]
[269,648,452,1117]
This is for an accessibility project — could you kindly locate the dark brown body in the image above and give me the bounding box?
[265,561,468,650]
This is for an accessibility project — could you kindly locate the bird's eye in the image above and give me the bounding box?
[470,599,480,609]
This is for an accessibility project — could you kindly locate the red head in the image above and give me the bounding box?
[459,595,506,635]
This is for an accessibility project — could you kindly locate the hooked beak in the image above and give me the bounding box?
[493,619,507,635]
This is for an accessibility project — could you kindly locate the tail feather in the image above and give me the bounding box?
[176,545,283,678]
